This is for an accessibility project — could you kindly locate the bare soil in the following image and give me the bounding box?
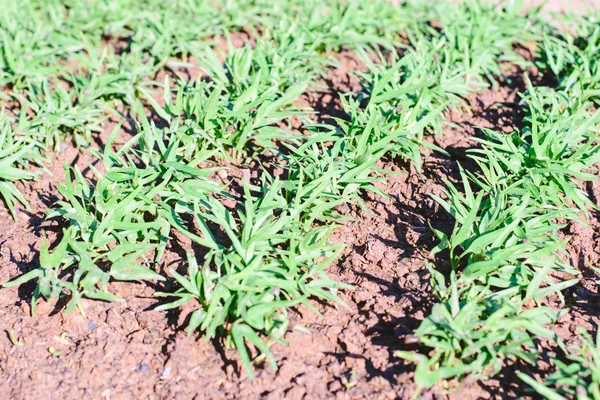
[1,4,600,400]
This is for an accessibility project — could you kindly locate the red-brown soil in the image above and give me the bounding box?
[1,4,600,400]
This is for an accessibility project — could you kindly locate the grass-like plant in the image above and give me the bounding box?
[143,30,333,161]
[519,328,600,399]
[4,116,222,313]
[398,75,600,391]
[0,112,45,220]
[156,179,350,378]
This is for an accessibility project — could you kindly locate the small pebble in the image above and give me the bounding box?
[217,169,228,180]
[161,367,172,379]
[88,322,97,331]
[404,336,420,344]
[138,363,150,373]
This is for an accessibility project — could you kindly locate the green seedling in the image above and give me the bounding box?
[156,179,350,378]
[519,328,600,400]
[399,22,600,390]
[4,117,222,313]
[0,111,45,220]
